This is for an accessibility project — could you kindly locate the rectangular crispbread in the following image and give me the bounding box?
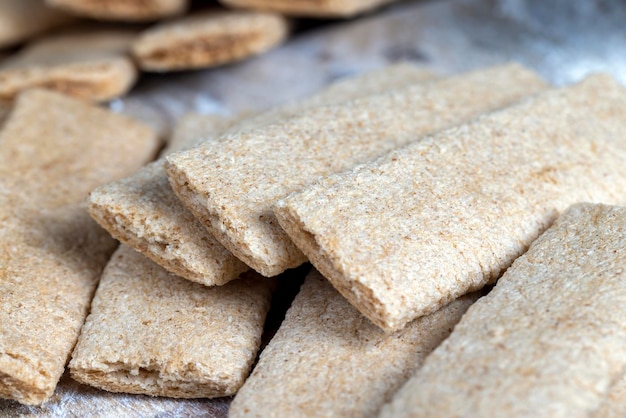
[381,203,626,417]
[46,0,188,22]
[88,114,249,287]
[69,246,274,398]
[132,11,289,72]
[165,64,547,277]
[229,270,477,417]
[89,64,436,286]
[0,29,137,102]
[220,0,398,18]
[0,90,159,405]
[275,74,626,332]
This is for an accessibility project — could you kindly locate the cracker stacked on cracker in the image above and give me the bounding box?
[0,1,290,103]
[0,0,403,110]
[3,61,626,418]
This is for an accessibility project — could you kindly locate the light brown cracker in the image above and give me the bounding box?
[381,203,626,417]
[0,29,137,102]
[275,74,626,332]
[229,270,477,417]
[88,114,249,287]
[0,90,159,405]
[69,246,274,398]
[90,64,435,287]
[46,0,188,22]
[165,63,547,277]
[0,0,73,49]
[220,0,398,18]
[132,11,289,72]
[595,376,626,418]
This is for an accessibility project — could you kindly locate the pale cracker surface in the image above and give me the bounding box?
[132,11,289,72]
[275,74,626,332]
[166,63,547,277]
[229,270,477,418]
[0,29,137,102]
[70,246,274,398]
[0,90,159,405]
[594,376,626,418]
[220,0,399,18]
[46,0,188,22]
[381,203,626,417]
[0,0,73,48]
[90,64,435,286]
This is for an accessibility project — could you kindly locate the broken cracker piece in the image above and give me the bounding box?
[0,90,159,405]
[381,203,626,417]
[0,29,137,102]
[70,246,274,398]
[220,0,398,18]
[229,270,477,417]
[46,0,188,22]
[90,64,435,287]
[0,0,73,49]
[275,74,626,332]
[165,63,547,277]
[132,11,289,72]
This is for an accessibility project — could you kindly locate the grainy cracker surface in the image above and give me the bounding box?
[91,64,434,286]
[46,0,188,21]
[229,270,477,417]
[88,114,249,287]
[381,203,626,417]
[220,0,398,18]
[70,246,274,398]
[0,90,159,405]
[166,64,547,277]
[276,74,626,332]
[132,11,289,72]
[595,376,626,418]
[0,29,137,102]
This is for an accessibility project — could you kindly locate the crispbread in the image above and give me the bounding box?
[46,0,188,22]
[90,64,435,287]
[166,64,547,277]
[229,270,477,417]
[0,29,137,102]
[220,0,398,18]
[132,11,289,72]
[0,90,159,405]
[275,74,626,332]
[69,246,274,398]
[595,376,626,418]
[381,203,626,417]
[0,0,73,49]
[88,114,249,287]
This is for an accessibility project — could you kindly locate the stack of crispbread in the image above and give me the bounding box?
[2,61,626,418]
[0,0,405,107]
